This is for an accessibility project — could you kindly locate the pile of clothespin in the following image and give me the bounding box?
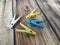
[8,8,44,35]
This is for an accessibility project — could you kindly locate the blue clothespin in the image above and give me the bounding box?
[26,19,44,29]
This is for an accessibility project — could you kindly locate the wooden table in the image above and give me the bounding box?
[0,0,60,45]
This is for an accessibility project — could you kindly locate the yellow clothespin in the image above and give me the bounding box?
[26,8,41,19]
[16,23,36,35]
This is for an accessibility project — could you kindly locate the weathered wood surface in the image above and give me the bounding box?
[36,0,60,39]
[0,0,13,45]
[15,0,60,45]
[0,0,60,45]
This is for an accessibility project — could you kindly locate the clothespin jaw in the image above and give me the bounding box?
[16,23,36,35]
[26,8,41,19]
[8,15,22,29]
[26,19,44,29]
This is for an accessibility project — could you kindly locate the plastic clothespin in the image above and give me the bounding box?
[26,8,41,19]
[16,23,36,35]
[8,15,22,29]
[26,19,44,29]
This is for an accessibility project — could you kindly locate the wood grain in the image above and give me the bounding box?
[15,0,60,45]
[0,0,13,45]
[0,0,60,45]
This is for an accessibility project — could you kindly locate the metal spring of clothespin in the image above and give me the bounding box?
[16,23,36,35]
[26,8,41,19]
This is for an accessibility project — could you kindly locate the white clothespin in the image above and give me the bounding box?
[8,15,22,29]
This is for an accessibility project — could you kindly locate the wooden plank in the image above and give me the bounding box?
[15,0,59,45]
[36,0,60,41]
[0,0,14,45]
[47,0,60,16]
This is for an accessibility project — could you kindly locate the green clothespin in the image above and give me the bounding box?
[26,8,41,19]
[16,23,36,35]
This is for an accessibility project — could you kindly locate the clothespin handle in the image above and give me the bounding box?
[16,29,36,35]
[26,19,44,29]
[16,23,36,35]
[26,8,41,19]
[20,23,29,30]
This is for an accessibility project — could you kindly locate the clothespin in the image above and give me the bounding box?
[8,15,22,29]
[16,23,36,35]
[26,8,41,19]
[26,19,44,29]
